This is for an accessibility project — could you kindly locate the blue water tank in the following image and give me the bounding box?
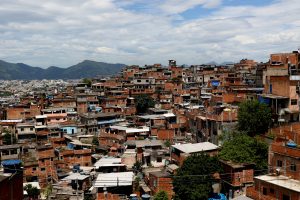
[208,193,227,200]
[129,194,139,200]
[211,80,220,87]
[287,141,297,148]
[73,164,80,172]
[141,194,151,200]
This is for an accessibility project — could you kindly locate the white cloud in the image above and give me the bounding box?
[96,47,117,54]
[0,0,299,67]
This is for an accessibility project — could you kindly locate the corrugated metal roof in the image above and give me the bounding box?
[62,173,89,181]
[94,172,134,187]
[94,157,125,168]
[172,142,218,154]
[1,159,22,165]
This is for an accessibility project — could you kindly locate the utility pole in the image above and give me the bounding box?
[76,178,79,200]
[103,185,107,200]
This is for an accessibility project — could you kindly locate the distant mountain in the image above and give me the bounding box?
[0,60,126,80]
[220,61,235,65]
[204,61,218,65]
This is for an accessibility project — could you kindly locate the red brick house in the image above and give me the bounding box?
[148,171,174,200]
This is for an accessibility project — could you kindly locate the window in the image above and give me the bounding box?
[270,188,274,194]
[11,149,17,154]
[137,80,141,82]
[262,187,267,195]
[157,157,162,162]
[291,99,298,105]
[2,150,9,155]
[277,160,283,167]
[21,128,24,131]
[30,128,33,131]
[291,163,297,171]
[282,194,290,200]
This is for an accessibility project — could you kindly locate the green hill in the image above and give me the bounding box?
[0,60,125,80]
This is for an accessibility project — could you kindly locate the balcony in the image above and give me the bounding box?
[1,154,20,161]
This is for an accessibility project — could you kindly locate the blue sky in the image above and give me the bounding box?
[181,0,275,20]
[0,0,299,67]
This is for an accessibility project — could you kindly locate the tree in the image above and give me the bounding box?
[173,154,222,200]
[82,78,92,87]
[135,94,155,114]
[237,100,272,136]
[219,132,268,170]
[2,132,17,145]
[164,140,171,148]
[43,184,52,200]
[133,160,142,174]
[134,176,141,192]
[92,136,99,146]
[24,184,40,199]
[154,190,169,200]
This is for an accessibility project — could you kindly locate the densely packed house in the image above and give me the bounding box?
[1,51,300,200]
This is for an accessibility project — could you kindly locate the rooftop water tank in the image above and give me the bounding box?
[287,140,297,148]
[141,194,151,200]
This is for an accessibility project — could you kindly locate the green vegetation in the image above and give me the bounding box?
[135,94,155,114]
[134,176,141,192]
[173,154,222,200]
[219,132,268,170]
[82,78,92,87]
[0,91,13,97]
[237,100,272,136]
[24,184,40,199]
[154,190,169,200]
[133,160,142,174]
[2,132,17,145]
[0,59,125,80]
[92,136,99,146]
[164,140,171,148]
[43,184,52,200]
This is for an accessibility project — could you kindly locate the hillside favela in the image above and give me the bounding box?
[1,1,300,200]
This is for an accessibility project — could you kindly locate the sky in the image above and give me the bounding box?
[0,0,300,68]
